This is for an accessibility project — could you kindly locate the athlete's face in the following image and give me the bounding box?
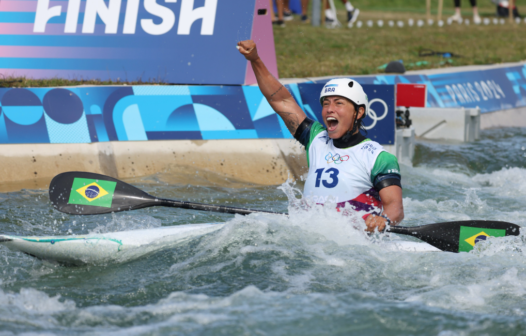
[321,96,364,139]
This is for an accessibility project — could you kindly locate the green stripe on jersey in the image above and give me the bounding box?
[371,152,400,184]
[305,121,326,152]
[305,121,327,167]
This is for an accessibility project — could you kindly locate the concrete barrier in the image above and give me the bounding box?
[409,107,480,142]
[480,106,526,129]
[0,139,307,192]
[0,135,411,192]
[391,128,415,166]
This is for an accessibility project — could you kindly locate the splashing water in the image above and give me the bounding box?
[0,128,526,335]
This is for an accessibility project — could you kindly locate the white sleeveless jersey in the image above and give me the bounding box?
[303,130,385,205]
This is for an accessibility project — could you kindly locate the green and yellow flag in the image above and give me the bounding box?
[458,226,506,252]
[67,178,117,208]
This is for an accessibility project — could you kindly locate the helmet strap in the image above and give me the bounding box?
[349,109,360,134]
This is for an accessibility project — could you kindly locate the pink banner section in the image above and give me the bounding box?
[0,69,130,80]
[0,1,37,12]
[0,46,151,59]
[1,1,65,12]
[0,23,109,36]
[245,0,279,84]
[0,1,85,13]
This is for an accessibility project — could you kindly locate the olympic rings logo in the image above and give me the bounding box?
[325,152,349,164]
[363,98,388,130]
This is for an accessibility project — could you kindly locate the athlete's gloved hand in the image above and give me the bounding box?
[364,214,388,233]
[237,40,259,62]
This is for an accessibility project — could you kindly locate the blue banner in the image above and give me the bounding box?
[310,64,526,114]
[0,84,396,145]
[0,0,271,85]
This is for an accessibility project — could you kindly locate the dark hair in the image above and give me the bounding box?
[351,102,367,134]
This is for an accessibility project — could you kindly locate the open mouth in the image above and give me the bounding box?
[326,117,339,132]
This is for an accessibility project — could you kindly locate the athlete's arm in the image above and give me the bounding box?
[237,40,306,135]
[365,151,404,232]
[365,186,404,232]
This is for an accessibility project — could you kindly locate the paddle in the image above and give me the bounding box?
[49,171,521,253]
[388,221,520,253]
[49,171,283,216]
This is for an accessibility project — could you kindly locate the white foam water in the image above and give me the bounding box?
[1,128,526,335]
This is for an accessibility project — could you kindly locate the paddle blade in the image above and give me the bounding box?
[49,172,157,215]
[388,220,521,253]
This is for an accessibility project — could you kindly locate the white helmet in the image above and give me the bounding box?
[319,78,368,116]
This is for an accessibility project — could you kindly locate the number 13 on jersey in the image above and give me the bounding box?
[314,168,339,188]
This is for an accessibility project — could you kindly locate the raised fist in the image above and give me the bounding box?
[237,40,259,62]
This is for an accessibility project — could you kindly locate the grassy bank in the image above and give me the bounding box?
[273,12,526,78]
[0,77,161,88]
[273,0,526,78]
[345,0,500,14]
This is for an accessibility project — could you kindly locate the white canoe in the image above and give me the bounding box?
[0,223,440,265]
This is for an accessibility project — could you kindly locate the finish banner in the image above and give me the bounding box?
[0,0,277,85]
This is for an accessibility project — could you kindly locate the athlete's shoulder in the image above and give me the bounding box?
[371,151,401,185]
[310,121,327,138]
[374,151,400,170]
[308,122,328,145]
[296,119,326,149]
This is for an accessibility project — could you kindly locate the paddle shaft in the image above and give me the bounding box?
[153,200,439,233]
[157,198,285,216]
[386,226,412,235]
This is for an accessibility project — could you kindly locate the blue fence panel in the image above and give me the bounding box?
[0,84,396,145]
[311,64,526,113]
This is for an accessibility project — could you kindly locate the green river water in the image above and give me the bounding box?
[1,127,526,335]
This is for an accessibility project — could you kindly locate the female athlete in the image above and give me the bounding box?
[237,40,404,233]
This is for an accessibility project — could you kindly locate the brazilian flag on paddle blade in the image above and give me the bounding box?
[67,178,117,208]
[458,226,506,252]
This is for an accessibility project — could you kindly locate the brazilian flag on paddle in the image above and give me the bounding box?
[458,226,506,252]
[67,178,117,208]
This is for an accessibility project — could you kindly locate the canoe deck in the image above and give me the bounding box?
[0,223,440,265]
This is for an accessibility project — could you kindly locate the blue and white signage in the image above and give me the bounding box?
[312,64,526,114]
[0,84,396,145]
[0,0,276,85]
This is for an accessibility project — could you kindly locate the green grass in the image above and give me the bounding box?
[2,0,525,86]
[273,1,526,78]
[0,76,164,88]
[335,0,516,15]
